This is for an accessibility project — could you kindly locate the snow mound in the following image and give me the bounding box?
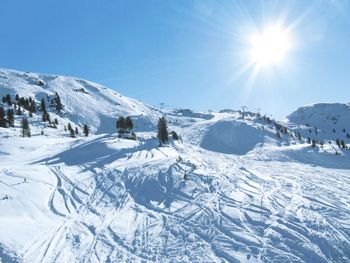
[200,120,265,155]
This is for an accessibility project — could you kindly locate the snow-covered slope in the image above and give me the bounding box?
[0,68,159,134]
[284,103,350,143]
[1,69,350,262]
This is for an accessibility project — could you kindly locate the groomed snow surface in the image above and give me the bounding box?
[0,69,350,262]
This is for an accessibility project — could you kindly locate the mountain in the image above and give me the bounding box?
[0,68,160,134]
[284,103,350,143]
[0,69,349,263]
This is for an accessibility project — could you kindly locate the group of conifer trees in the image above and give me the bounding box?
[0,92,91,138]
[115,115,178,145]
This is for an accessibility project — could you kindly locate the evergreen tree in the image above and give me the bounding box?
[75,127,79,135]
[171,131,179,140]
[0,107,7,128]
[116,116,126,136]
[311,139,316,148]
[336,139,340,148]
[125,116,134,132]
[307,137,311,144]
[6,108,14,127]
[70,128,75,138]
[297,132,302,141]
[5,94,12,106]
[67,122,72,132]
[54,92,63,112]
[40,98,46,112]
[42,111,50,122]
[21,117,31,137]
[54,118,58,125]
[157,117,169,145]
[341,139,346,149]
[83,124,89,137]
[15,94,19,101]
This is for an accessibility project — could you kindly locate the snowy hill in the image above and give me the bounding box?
[0,68,159,134]
[284,103,350,143]
[1,69,350,262]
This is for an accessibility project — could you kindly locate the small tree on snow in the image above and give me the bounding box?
[116,116,126,136]
[125,116,134,132]
[21,117,31,137]
[6,108,14,127]
[83,124,89,137]
[157,117,169,146]
[54,92,63,112]
[40,98,46,112]
[171,131,179,140]
[0,107,7,128]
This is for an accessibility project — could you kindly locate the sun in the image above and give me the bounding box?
[250,25,292,67]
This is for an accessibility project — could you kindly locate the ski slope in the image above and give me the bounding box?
[0,69,350,262]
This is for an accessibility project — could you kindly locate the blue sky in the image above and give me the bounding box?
[1,0,350,118]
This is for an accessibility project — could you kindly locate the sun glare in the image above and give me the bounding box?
[250,26,292,67]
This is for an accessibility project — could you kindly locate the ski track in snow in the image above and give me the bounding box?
[5,139,347,263]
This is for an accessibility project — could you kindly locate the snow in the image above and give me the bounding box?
[0,68,350,262]
[284,102,350,143]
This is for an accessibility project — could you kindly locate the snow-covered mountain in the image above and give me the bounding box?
[284,103,350,143]
[0,69,349,263]
[0,68,160,134]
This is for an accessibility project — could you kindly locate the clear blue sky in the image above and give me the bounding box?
[1,0,350,119]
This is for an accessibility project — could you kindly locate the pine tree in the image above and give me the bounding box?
[67,122,72,132]
[157,117,169,145]
[6,108,14,127]
[75,127,79,135]
[70,128,75,138]
[41,98,46,112]
[83,124,89,137]
[15,94,19,101]
[336,139,340,148]
[54,92,63,112]
[311,139,316,148]
[54,118,58,125]
[116,116,126,136]
[125,116,134,132]
[297,132,302,141]
[341,139,346,149]
[5,94,11,106]
[0,107,7,128]
[171,131,179,140]
[21,117,31,137]
[42,111,50,122]
[307,137,311,144]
